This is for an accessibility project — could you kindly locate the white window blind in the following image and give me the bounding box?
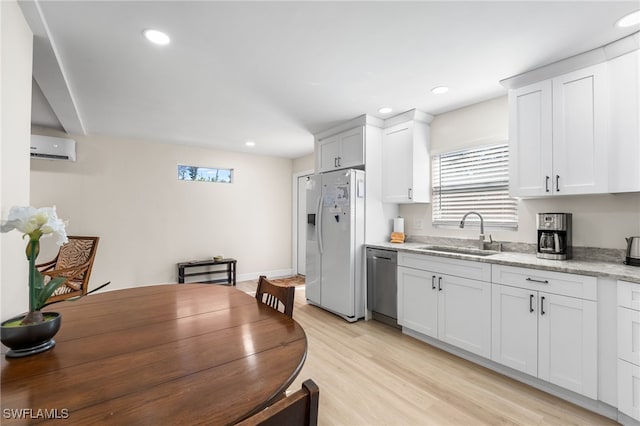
[432,143,517,229]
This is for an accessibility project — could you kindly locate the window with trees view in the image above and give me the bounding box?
[432,143,517,229]
[177,165,233,183]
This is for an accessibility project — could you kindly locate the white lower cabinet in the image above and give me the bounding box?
[492,284,597,398]
[397,253,491,358]
[538,292,597,396]
[491,285,538,376]
[618,360,640,421]
[397,267,437,337]
[438,274,491,358]
[491,265,598,399]
[618,280,640,422]
[396,255,610,408]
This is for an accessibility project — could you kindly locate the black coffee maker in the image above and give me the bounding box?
[537,213,572,260]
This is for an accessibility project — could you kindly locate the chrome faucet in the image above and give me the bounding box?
[460,211,486,249]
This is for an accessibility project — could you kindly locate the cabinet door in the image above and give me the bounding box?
[618,307,640,366]
[338,127,364,170]
[397,266,438,337]
[552,63,608,195]
[317,135,340,172]
[618,359,640,421]
[508,80,553,197]
[491,284,538,376]
[538,292,598,399]
[438,275,491,358]
[382,123,413,203]
[609,50,640,193]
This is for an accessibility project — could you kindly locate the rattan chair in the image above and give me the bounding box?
[37,236,99,304]
[235,379,319,426]
[256,275,295,318]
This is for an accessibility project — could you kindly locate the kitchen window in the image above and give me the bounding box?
[432,143,517,229]
[177,165,233,183]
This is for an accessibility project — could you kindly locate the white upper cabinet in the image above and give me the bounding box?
[381,119,430,203]
[509,81,553,197]
[509,63,609,197]
[608,50,640,193]
[552,64,609,195]
[316,126,364,173]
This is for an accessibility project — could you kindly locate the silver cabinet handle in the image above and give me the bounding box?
[431,275,436,290]
[438,276,443,291]
[526,277,549,284]
[540,296,546,315]
[408,188,413,200]
[337,156,341,167]
[545,176,550,192]
[556,175,560,192]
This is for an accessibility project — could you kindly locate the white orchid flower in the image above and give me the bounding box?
[1,205,71,320]
[1,206,68,245]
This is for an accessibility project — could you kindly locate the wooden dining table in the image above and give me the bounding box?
[1,284,307,425]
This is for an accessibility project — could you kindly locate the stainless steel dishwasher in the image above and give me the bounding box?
[366,248,398,328]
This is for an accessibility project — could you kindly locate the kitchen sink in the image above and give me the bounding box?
[415,245,500,257]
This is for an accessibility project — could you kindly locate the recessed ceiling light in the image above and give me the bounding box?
[245,141,256,147]
[378,107,393,114]
[143,29,170,45]
[616,10,640,27]
[431,86,449,95]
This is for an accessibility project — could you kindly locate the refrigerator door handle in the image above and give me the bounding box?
[316,187,324,254]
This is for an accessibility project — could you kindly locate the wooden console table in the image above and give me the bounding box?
[177,258,237,285]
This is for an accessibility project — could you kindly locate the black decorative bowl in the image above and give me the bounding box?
[1,312,61,358]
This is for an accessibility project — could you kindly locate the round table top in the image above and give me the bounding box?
[1,284,307,424]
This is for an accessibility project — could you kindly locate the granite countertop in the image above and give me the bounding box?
[366,241,640,284]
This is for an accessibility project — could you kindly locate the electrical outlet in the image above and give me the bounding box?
[414,219,424,230]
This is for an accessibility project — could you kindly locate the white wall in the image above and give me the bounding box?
[30,129,294,292]
[293,153,314,174]
[400,96,640,250]
[1,1,33,320]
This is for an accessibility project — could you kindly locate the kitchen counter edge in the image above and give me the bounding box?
[366,242,640,284]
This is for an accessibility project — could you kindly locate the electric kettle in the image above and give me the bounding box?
[625,236,640,266]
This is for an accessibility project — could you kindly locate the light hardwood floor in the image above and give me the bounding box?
[237,280,616,426]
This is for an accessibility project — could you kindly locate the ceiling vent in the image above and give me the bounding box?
[30,135,76,161]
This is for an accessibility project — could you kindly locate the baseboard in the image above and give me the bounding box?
[236,269,293,282]
[619,412,640,426]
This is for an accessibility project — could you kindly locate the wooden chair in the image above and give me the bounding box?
[236,379,319,426]
[36,236,99,304]
[256,275,295,318]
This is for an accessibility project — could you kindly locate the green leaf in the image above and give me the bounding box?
[35,276,67,311]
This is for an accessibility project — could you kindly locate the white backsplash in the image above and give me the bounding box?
[399,192,640,251]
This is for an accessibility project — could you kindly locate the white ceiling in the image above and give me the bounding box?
[22,1,640,159]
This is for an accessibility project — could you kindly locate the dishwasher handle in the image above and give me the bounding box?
[372,254,394,261]
[366,249,397,263]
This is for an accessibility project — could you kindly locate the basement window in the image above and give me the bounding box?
[177,165,233,183]
[432,143,517,229]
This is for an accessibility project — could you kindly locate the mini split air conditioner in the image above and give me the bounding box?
[30,135,76,161]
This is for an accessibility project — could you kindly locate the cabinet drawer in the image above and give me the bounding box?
[619,280,640,311]
[619,306,640,367]
[618,359,640,421]
[398,252,491,282]
[491,264,596,301]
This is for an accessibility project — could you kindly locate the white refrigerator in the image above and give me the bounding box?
[305,169,365,322]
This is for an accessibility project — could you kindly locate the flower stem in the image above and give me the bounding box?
[27,239,39,315]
